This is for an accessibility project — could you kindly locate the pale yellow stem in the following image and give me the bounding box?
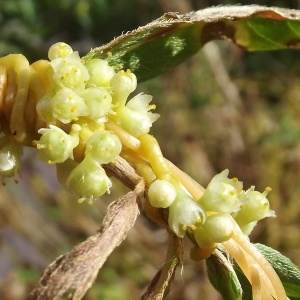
[224,216,288,300]
[0,54,31,143]
[0,65,7,113]
[121,149,156,186]
[164,158,205,200]
[251,263,273,300]
[138,134,170,178]
[106,119,140,150]
[223,239,274,300]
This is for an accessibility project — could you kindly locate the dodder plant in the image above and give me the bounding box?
[1,5,300,300]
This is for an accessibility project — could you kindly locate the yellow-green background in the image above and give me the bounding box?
[0,0,300,299]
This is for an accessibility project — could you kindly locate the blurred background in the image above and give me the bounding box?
[1,0,300,299]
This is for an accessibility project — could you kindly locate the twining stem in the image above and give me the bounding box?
[138,134,170,179]
[106,119,140,150]
[163,158,205,199]
[122,133,206,198]
[223,239,274,299]
[223,216,288,300]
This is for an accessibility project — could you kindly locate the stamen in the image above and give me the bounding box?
[263,187,272,197]
[78,198,84,204]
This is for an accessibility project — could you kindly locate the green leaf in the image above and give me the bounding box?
[206,248,243,300]
[255,243,300,299]
[84,6,300,82]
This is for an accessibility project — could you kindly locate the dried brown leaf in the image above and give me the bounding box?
[27,157,144,300]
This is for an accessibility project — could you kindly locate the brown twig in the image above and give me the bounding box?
[140,230,183,300]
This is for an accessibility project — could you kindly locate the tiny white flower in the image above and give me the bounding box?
[116,93,159,137]
[66,155,112,202]
[200,169,244,213]
[234,186,275,234]
[35,124,80,164]
[51,51,90,90]
[168,186,206,237]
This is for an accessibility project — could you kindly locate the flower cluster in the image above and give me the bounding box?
[32,42,158,203]
[0,40,287,299]
[147,169,275,247]
[0,42,276,247]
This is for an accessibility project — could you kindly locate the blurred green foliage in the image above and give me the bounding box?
[1,1,300,299]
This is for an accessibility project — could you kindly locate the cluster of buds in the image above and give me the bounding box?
[148,169,275,247]
[31,42,158,203]
[0,42,275,247]
[0,41,287,299]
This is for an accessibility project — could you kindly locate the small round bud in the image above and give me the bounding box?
[85,59,116,87]
[148,179,177,208]
[66,155,112,200]
[48,42,73,60]
[79,87,112,120]
[193,214,233,248]
[110,70,137,106]
[52,88,88,123]
[203,214,233,243]
[85,130,122,164]
[51,52,90,90]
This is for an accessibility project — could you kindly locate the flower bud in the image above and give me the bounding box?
[110,70,137,106]
[148,179,177,208]
[205,214,233,242]
[79,87,112,121]
[51,51,90,90]
[48,42,73,60]
[85,130,122,164]
[85,59,116,87]
[194,214,233,248]
[66,155,112,201]
[52,88,88,123]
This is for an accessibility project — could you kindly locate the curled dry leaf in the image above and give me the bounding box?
[27,157,144,300]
